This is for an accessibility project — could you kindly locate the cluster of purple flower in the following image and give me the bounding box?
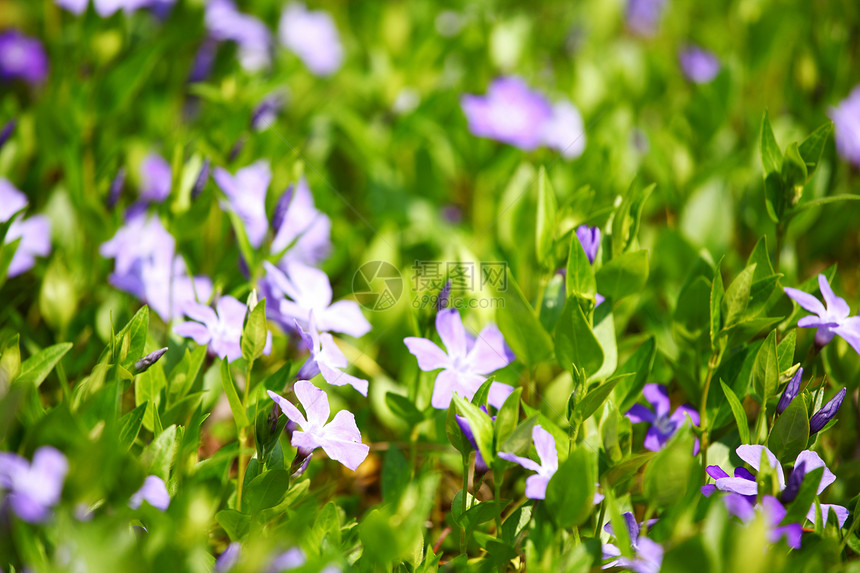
[0,179,52,278]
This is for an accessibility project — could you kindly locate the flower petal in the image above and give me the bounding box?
[173,322,212,345]
[293,380,331,428]
[792,450,836,494]
[670,404,700,427]
[783,286,826,316]
[404,337,449,371]
[524,474,550,500]
[498,452,542,473]
[267,389,307,427]
[429,370,458,409]
[436,309,468,358]
[626,404,656,424]
[466,324,513,374]
[736,444,784,488]
[320,410,369,471]
[818,274,851,317]
[532,425,558,473]
[642,383,670,417]
[487,382,515,410]
[321,300,371,338]
[715,476,759,496]
[318,361,369,397]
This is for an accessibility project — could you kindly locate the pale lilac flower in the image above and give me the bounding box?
[266,548,305,572]
[56,0,174,17]
[679,45,720,84]
[602,513,663,573]
[829,86,860,167]
[267,381,369,471]
[721,494,802,549]
[55,0,88,14]
[539,100,586,159]
[100,214,175,277]
[576,225,601,264]
[129,475,170,511]
[784,274,860,351]
[270,178,332,267]
[776,367,802,415]
[278,3,343,76]
[404,308,514,409]
[498,425,557,500]
[205,0,271,72]
[7,216,51,277]
[702,445,849,529]
[625,0,666,37]
[0,31,49,84]
[0,178,29,223]
[264,261,370,338]
[215,542,241,572]
[809,387,847,434]
[461,77,553,150]
[0,446,67,523]
[139,152,172,203]
[295,312,369,396]
[174,295,271,362]
[626,383,700,454]
[214,160,271,249]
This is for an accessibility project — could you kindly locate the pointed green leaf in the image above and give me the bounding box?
[595,250,649,303]
[496,269,553,366]
[761,111,782,175]
[554,296,603,377]
[566,230,596,298]
[16,343,73,388]
[220,359,250,428]
[545,446,596,528]
[535,167,558,267]
[768,394,809,461]
[751,330,779,402]
[720,380,750,444]
[797,121,833,180]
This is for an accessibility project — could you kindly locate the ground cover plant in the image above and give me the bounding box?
[2,0,860,571]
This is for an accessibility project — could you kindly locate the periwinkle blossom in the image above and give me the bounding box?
[625,0,666,37]
[215,544,306,573]
[626,383,700,454]
[269,178,332,267]
[55,0,175,17]
[139,152,172,203]
[576,225,601,264]
[264,261,370,338]
[0,119,16,151]
[679,46,721,84]
[0,446,68,523]
[721,494,802,549]
[129,475,170,511]
[134,347,168,373]
[701,445,849,529]
[251,92,286,131]
[461,77,553,151]
[0,178,29,223]
[214,160,271,248]
[0,179,52,277]
[776,367,803,415]
[205,0,271,72]
[0,31,49,84]
[192,159,211,199]
[106,168,126,210]
[295,312,369,396]
[829,86,860,167]
[278,3,343,76]
[174,295,272,363]
[539,100,587,159]
[809,387,847,434]
[404,308,514,409]
[498,425,557,500]
[455,406,493,473]
[602,513,663,573]
[267,381,369,471]
[215,542,241,573]
[784,274,860,352]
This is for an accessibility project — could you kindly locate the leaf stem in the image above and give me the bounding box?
[699,350,723,477]
[461,453,469,554]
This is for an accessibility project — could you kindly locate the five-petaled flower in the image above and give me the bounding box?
[174,295,272,362]
[0,446,68,523]
[626,383,700,454]
[498,425,558,500]
[602,512,663,573]
[784,274,860,352]
[268,381,369,471]
[404,308,514,409]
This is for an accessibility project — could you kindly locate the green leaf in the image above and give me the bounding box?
[571,375,627,427]
[788,194,860,216]
[382,446,411,503]
[112,306,149,371]
[746,237,774,280]
[310,502,342,549]
[135,362,167,433]
[16,343,72,388]
[545,446,596,528]
[168,345,207,401]
[610,180,654,257]
[243,469,290,512]
[452,394,494,467]
[216,509,250,541]
[710,263,724,352]
[535,166,558,267]
[763,172,784,223]
[751,330,779,402]
[595,250,649,303]
[496,269,553,366]
[614,338,656,413]
[768,394,809,461]
[782,467,824,526]
[777,330,797,374]
[781,142,808,197]
[119,402,147,451]
[720,381,750,444]
[797,121,833,179]
[554,296,603,377]
[494,387,522,451]
[0,335,20,389]
[241,297,268,363]
[643,427,696,508]
[723,265,756,328]
[446,402,470,455]
[385,392,424,426]
[760,111,782,175]
[565,230,596,298]
[220,359,250,428]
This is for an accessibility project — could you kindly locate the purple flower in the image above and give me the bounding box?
[269,178,332,267]
[776,367,802,415]
[278,3,343,76]
[267,381,369,471]
[188,38,218,84]
[266,548,305,573]
[539,100,586,159]
[57,0,176,16]
[215,542,241,572]
[264,261,370,338]
[829,86,860,167]
[625,0,666,37]
[461,77,553,150]
[404,308,514,409]
[602,512,663,573]
[174,295,272,362]
[55,0,89,14]
[702,445,849,529]
[205,0,271,72]
[436,280,452,312]
[576,225,601,264]
[7,216,52,278]
[0,178,29,223]
[784,274,860,352]
[129,475,170,511]
[0,31,49,84]
[456,406,492,473]
[214,160,271,249]
[0,446,67,523]
[498,425,557,500]
[626,384,700,453]
[134,347,168,373]
[251,92,286,131]
[679,46,721,84]
[139,152,172,203]
[106,168,126,210]
[192,159,210,199]
[295,312,369,396]
[0,119,16,151]
[809,387,847,434]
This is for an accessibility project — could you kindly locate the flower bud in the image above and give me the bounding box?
[809,387,846,434]
[134,347,168,373]
[776,367,802,415]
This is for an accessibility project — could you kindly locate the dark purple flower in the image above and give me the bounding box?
[268,381,369,471]
[188,38,219,84]
[679,46,721,84]
[436,280,452,312]
[576,225,601,264]
[129,475,170,511]
[134,347,168,373]
[0,31,49,84]
[780,461,806,504]
[776,367,802,415]
[0,119,16,151]
[271,184,294,236]
[829,86,860,167]
[107,168,126,209]
[455,406,492,473]
[404,308,514,409]
[251,92,285,131]
[809,387,846,434]
[602,512,663,573]
[625,0,666,37]
[278,3,343,76]
[626,384,700,453]
[461,77,553,150]
[784,274,860,352]
[192,159,210,199]
[0,446,68,523]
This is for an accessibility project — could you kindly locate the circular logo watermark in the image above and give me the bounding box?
[352,261,403,311]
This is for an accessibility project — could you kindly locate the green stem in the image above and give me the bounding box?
[775,222,785,273]
[460,453,469,554]
[494,473,503,538]
[699,350,722,477]
[236,358,254,512]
